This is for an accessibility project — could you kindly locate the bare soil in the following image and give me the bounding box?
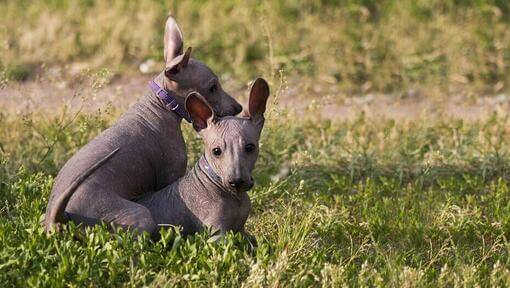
[2,74,509,121]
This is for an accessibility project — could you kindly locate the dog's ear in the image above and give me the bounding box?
[165,46,192,79]
[247,78,270,128]
[186,92,215,132]
[164,16,184,64]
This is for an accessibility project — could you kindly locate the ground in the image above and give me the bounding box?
[2,74,510,286]
[2,73,510,121]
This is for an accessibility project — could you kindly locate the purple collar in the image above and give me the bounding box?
[148,80,192,123]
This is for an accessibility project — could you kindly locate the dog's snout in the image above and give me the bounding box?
[229,178,245,188]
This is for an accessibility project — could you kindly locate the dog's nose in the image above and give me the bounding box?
[229,179,245,189]
[233,103,242,115]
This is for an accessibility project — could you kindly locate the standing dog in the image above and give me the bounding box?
[46,79,270,237]
[44,16,242,235]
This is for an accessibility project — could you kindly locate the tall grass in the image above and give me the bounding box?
[1,0,510,94]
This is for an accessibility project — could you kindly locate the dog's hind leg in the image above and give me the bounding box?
[65,192,157,237]
[44,148,120,233]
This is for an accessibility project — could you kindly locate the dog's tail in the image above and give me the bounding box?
[44,147,120,232]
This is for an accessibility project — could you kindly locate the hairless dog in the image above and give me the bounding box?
[44,16,242,234]
[46,79,270,237]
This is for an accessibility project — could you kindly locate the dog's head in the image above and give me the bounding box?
[186,78,270,194]
[163,16,242,117]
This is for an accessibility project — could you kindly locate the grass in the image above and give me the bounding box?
[1,0,510,94]
[2,0,510,286]
[2,99,510,286]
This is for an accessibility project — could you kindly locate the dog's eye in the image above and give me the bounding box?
[212,147,222,156]
[245,144,256,153]
[209,84,218,94]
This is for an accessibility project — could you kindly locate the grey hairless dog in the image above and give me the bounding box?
[44,16,242,234]
[47,78,270,237]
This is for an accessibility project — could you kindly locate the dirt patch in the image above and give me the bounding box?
[1,75,509,121]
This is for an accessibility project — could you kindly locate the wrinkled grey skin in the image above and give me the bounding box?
[44,16,242,234]
[137,79,269,235]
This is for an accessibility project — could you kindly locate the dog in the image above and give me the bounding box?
[44,16,242,235]
[46,78,270,238]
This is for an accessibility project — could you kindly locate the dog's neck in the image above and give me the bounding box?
[124,72,186,136]
[176,156,243,207]
[145,72,187,111]
[139,155,245,226]
[186,159,236,198]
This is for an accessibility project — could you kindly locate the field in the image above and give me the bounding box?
[2,0,510,287]
[2,0,510,95]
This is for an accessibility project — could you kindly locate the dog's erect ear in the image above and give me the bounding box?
[186,92,214,132]
[247,78,270,128]
[164,16,184,64]
[165,47,192,79]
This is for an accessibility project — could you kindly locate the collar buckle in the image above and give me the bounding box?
[155,87,166,98]
[165,99,180,111]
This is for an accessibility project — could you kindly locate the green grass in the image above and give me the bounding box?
[2,1,510,285]
[2,105,510,286]
[1,0,510,94]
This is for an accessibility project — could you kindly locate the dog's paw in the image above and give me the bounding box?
[44,223,63,234]
[207,233,224,243]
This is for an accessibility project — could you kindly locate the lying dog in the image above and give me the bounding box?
[44,16,242,234]
[46,79,270,237]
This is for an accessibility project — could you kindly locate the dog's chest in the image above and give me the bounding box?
[206,193,251,232]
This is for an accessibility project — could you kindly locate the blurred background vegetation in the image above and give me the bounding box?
[1,0,510,95]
